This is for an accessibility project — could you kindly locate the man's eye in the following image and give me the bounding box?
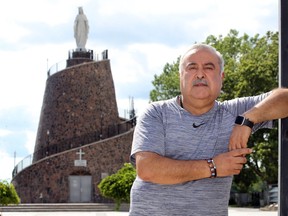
[205,67,213,70]
[188,66,197,70]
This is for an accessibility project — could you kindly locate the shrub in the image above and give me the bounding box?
[98,163,136,211]
[0,180,20,206]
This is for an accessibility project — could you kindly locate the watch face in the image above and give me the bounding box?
[235,116,244,125]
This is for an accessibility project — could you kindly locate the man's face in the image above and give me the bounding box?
[180,49,224,102]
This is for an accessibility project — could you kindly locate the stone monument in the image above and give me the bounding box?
[11,7,135,203]
[74,7,89,51]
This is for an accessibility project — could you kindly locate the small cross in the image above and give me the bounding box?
[76,149,85,161]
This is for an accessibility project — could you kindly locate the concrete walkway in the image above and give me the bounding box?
[0,208,277,216]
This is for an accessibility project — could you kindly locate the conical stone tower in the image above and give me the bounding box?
[33,53,119,162]
[11,8,135,203]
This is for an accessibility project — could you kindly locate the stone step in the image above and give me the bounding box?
[0,203,130,212]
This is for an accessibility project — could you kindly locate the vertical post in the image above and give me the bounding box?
[279,0,288,215]
[14,151,16,167]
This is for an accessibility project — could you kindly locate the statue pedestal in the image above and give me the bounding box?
[66,49,94,67]
[76,47,87,52]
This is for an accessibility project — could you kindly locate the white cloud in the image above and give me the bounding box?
[134,98,151,117]
[110,48,146,84]
[0,151,17,182]
[0,23,31,44]
[0,42,75,114]
[110,43,185,96]
[2,0,90,25]
[0,129,12,137]
[24,130,37,154]
[117,97,149,118]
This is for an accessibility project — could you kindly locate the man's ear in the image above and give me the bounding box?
[221,71,225,80]
[220,72,225,89]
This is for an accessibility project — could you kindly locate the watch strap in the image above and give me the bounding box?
[235,116,254,129]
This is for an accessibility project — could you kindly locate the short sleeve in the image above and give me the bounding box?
[130,102,166,166]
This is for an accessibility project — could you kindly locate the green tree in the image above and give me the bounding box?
[206,30,279,189]
[150,58,181,102]
[98,163,136,211]
[0,180,20,206]
[149,30,279,191]
[206,30,278,100]
[247,125,278,184]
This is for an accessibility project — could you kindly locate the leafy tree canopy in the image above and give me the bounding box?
[150,58,180,102]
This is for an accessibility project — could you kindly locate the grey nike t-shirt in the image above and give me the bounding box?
[129,93,272,216]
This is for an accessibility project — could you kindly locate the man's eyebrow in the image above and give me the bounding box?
[186,62,197,67]
[204,62,216,68]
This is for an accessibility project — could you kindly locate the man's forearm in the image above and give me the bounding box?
[243,88,288,123]
[135,149,252,185]
[135,151,211,184]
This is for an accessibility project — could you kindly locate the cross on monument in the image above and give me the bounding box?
[76,149,85,161]
[74,148,87,167]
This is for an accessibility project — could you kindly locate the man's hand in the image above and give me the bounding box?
[228,125,252,151]
[214,148,252,176]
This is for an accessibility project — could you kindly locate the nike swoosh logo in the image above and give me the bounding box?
[192,123,205,128]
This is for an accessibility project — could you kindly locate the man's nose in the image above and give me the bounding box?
[196,68,205,79]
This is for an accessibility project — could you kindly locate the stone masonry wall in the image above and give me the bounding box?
[12,129,134,203]
[34,60,119,161]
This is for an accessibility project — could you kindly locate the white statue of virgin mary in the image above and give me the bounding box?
[74,7,89,51]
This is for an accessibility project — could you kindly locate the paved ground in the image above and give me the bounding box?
[0,208,277,216]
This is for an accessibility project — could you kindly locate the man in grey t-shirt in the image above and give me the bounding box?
[129,44,288,216]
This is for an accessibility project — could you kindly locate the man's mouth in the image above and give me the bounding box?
[194,83,207,87]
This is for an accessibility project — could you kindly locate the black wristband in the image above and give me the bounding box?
[235,116,254,129]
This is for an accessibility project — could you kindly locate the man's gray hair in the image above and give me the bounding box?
[179,44,224,73]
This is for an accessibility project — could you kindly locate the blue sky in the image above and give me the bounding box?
[0,0,278,181]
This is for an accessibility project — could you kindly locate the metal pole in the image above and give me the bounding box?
[279,0,288,215]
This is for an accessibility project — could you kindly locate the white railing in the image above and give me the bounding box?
[12,116,136,178]
[47,49,108,76]
[12,154,33,178]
